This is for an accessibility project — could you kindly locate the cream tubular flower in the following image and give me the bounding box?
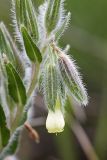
[46,109,65,133]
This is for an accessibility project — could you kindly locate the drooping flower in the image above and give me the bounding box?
[46,109,65,133]
[46,98,65,133]
[40,45,88,134]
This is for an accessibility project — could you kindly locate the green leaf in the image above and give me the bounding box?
[5,63,27,106]
[0,22,25,77]
[0,104,10,147]
[58,54,88,106]
[55,12,71,41]
[58,78,66,107]
[44,64,58,111]
[25,0,39,41]
[0,126,22,159]
[45,0,53,25]
[0,24,16,65]
[45,0,61,34]
[21,25,42,63]
[14,0,39,41]
[19,0,27,26]
[41,46,60,111]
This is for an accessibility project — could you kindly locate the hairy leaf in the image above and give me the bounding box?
[0,22,25,77]
[58,78,66,107]
[59,53,88,106]
[25,0,39,41]
[0,126,22,159]
[55,12,71,41]
[21,26,42,63]
[44,64,58,111]
[0,104,10,147]
[45,0,61,34]
[41,46,63,111]
[14,0,39,41]
[5,63,27,105]
[20,0,27,26]
[0,25,15,65]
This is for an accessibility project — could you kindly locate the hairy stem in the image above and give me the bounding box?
[0,62,40,159]
[0,126,23,160]
[11,62,39,131]
[11,105,23,132]
[27,63,39,98]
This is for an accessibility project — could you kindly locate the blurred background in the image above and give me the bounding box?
[1,0,107,160]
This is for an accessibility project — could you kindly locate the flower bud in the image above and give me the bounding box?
[46,109,65,133]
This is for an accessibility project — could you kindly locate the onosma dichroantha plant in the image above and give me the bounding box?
[0,0,88,159]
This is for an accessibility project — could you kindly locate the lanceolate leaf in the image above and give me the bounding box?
[45,0,61,34]
[0,25,15,65]
[58,78,66,107]
[41,46,61,111]
[14,0,39,41]
[59,53,88,106]
[0,104,10,147]
[5,63,27,106]
[0,22,25,77]
[25,0,39,41]
[45,0,53,26]
[21,26,42,63]
[0,126,22,159]
[55,12,71,41]
[44,64,58,111]
[20,0,27,26]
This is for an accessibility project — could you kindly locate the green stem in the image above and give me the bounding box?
[27,63,39,98]
[11,63,39,132]
[11,105,23,132]
[0,62,40,159]
[0,33,47,159]
[0,126,23,160]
